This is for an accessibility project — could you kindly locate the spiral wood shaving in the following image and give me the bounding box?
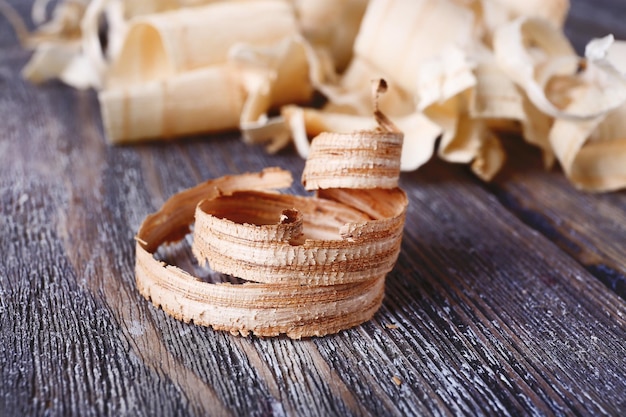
[135,80,407,338]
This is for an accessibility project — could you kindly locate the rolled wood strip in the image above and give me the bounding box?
[135,246,385,338]
[191,188,407,285]
[135,79,407,337]
[302,79,404,190]
[100,65,246,143]
[136,168,293,253]
[135,168,388,338]
[352,0,475,96]
[108,0,299,86]
[301,130,403,190]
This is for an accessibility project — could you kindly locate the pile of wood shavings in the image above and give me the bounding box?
[9,0,626,191]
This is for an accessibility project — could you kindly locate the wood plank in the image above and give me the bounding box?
[485,139,626,298]
[2,1,626,416]
[2,60,626,415]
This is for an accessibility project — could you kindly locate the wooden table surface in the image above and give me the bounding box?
[1,1,625,416]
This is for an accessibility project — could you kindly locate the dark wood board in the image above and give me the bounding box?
[1,1,626,416]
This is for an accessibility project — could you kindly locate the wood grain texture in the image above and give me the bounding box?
[487,139,626,298]
[1,1,626,416]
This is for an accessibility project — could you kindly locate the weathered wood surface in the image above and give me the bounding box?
[1,1,626,416]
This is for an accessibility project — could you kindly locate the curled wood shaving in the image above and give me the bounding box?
[135,81,408,337]
[135,169,389,338]
[301,81,404,190]
[192,189,406,286]
[100,1,318,143]
[493,18,626,121]
[494,19,626,190]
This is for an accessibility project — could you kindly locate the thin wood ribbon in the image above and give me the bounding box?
[135,80,407,338]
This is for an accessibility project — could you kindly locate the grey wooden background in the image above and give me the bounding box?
[1,0,625,416]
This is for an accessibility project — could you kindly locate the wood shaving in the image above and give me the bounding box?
[134,81,408,337]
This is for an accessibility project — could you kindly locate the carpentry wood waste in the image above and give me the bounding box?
[9,0,626,192]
